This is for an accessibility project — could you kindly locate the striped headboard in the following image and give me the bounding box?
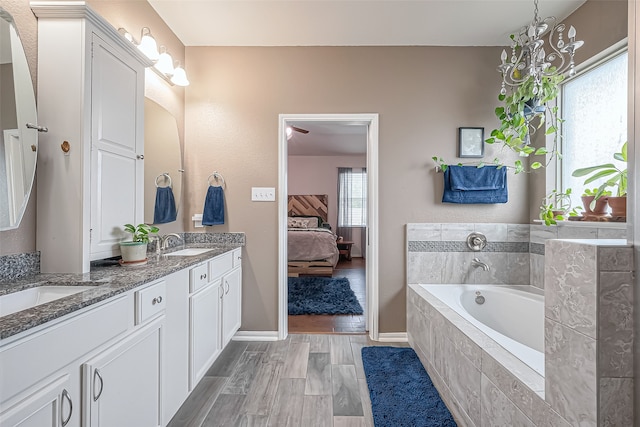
[287,195,328,222]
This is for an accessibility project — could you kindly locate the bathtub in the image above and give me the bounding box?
[419,284,545,376]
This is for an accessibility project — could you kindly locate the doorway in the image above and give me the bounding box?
[277,113,379,340]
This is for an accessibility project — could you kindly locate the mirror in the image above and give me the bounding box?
[144,98,183,224]
[0,8,38,231]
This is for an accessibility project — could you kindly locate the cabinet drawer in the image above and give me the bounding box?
[209,252,233,281]
[0,295,130,404]
[135,280,166,325]
[232,249,242,269]
[189,263,209,293]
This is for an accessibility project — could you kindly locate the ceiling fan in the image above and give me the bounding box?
[286,125,309,140]
[288,125,309,134]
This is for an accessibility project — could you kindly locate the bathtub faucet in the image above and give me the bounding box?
[471,257,490,272]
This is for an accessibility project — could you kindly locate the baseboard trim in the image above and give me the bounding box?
[377,332,408,342]
[233,331,279,341]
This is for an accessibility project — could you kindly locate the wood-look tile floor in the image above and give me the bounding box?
[167,334,408,427]
[288,258,366,334]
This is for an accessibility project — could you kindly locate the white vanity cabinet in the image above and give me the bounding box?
[32,2,151,273]
[81,319,163,427]
[188,262,222,389]
[221,249,242,347]
[81,280,166,427]
[0,248,242,427]
[188,248,243,389]
[0,295,132,427]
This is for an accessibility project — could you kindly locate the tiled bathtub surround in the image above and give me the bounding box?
[544,239,634,425]
[529,223,626,288]
[0,252,40,281]
[407,224,634,426]
[407,223,531,285]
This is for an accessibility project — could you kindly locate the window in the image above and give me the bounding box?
[337,167,367,227]
[560,49,627,209]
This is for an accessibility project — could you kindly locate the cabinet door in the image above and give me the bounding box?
[222,266,242,347]
[189,282,221,390]
[90,32,145,260]
[82,320,162,427]
[0,374,73,427]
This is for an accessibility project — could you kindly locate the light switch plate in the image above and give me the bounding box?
[251,187,276,201]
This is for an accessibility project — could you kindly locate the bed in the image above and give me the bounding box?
[287,195,339,277]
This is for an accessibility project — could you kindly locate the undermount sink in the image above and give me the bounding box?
[0,286,94,318]
[165,248,214,257]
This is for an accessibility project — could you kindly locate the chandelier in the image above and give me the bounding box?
[497,0,584,97]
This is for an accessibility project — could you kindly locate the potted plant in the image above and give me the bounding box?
[119,223,159,263]
[571,142,627,218]
[486,73,565,174]
[539,188,581,226]
[580,188,610,218]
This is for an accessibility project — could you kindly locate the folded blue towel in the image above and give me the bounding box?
[202,185,225,226]
[442,165,508,204]
[153,186,177,224]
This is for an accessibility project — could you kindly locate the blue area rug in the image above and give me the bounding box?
[362,347,457,427]
[288,276,363,315]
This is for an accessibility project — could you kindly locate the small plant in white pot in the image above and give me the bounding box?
[119,223,159,264]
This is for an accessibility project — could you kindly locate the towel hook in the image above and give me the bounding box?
[155,172,172,188]
[207,171,226,188]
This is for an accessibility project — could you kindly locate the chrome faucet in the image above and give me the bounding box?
[471,257,490,272]
[161,233,183,250]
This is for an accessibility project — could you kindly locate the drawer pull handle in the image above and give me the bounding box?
[93,369,104,401]
[61,389,73,426]
[152,296,163,305]
[225,281,230,294]
[200,273,207,280]
[219,285,224,300]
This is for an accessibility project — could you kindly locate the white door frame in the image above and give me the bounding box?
[278,113,379,341]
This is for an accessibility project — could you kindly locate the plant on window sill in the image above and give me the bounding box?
[539,188,582,226]
[486,72,565,174]
[571,141,627,217]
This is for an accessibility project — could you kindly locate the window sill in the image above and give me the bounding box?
[532,219,627,229]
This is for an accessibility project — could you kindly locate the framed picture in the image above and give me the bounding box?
[458,127,484,158]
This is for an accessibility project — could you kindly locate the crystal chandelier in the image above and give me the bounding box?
[497,0,584,97]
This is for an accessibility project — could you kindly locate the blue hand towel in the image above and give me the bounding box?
[153,186,177,224]
[202,185,225,226]
[442,165,508,204]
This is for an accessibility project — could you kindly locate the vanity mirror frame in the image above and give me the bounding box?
[0,7,41,231]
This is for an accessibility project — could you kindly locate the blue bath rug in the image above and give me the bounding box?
[288,276,363,315]
[362,347,457,427]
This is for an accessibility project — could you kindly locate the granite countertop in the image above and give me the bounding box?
[0,244,242,341]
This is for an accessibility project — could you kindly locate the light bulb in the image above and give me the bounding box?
[138,27,159,62]
[155,47,174,76]
[500,50,507,64]
[568,26,576,39]
[171,63,190,86]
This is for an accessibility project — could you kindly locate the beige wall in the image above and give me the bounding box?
[184,45,527,332]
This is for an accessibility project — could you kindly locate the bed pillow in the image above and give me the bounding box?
[288,216,319,228]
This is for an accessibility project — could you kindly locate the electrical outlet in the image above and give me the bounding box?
[251,187,276,201]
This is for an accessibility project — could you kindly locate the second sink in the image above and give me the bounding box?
[0,286,94,318]
[165,248,214,257]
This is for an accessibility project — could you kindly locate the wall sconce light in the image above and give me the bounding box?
[170,62,190,86]
[137,27,159,61]
[118,27,189,87]
[155,46,174,76]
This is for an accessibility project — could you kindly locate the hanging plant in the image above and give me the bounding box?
[485,71,565,174]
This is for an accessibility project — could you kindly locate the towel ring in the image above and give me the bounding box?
[207,171,226,188]
[155,173,172,188]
